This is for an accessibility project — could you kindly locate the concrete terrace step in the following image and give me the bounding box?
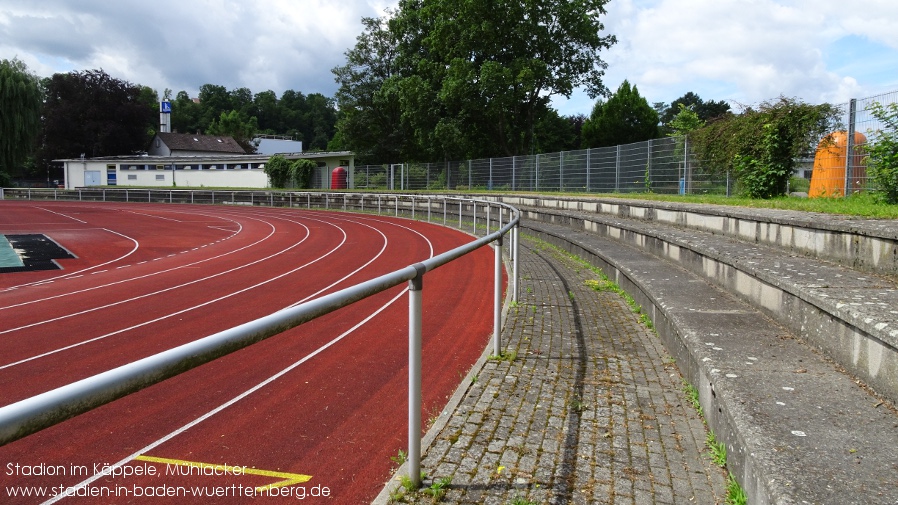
[525,218,898,505]
[505,198,898,410]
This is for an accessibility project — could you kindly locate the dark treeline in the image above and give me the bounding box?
[167,84,337,151]
[1,63,339,182]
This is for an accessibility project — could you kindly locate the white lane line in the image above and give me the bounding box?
[43,286,408,505]
[0,227,140,292]
[0,207,243,293]
[39,208,440,504]
[35,206,88,224]
[0,220,310,340]
[0,219,348,368]
[0,214,258,311]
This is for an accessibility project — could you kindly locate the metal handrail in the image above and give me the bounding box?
[0,189,519,489]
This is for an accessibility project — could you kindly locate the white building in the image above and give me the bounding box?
[57,151,355,190]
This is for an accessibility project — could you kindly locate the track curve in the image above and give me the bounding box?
[0,200,498,504]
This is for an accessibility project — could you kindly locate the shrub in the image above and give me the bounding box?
[864,101,898,204]
[264,155,291,188]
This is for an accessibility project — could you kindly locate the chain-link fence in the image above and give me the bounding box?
[357,90,897,197]
[806,89,898,197]
[357,136,731,195]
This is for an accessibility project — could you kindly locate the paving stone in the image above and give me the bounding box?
[381,234,727,504]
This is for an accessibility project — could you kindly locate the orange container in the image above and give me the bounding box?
[809,131,867,198]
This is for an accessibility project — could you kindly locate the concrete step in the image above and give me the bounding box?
[510,201,898,410]
[525,218,898,505]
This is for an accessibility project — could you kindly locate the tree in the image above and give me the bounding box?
[332,14,407,163]
[864,101,898,204]
[335,0,616,163]
[206,110,258,153]
[197,84,231,131]
[39,69,156,167]
[668,104,704,136]
[172,90,202,134]
[658,92,731,134]
[0,58,42,180]
[581,80,659,148]
[392,0,616,160]
[689,97,841,198]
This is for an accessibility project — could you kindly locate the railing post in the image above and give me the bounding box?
[486,204,491,235]
[408,264,425,488]
[493,234,503,356]
[473,202,477,234]
[513,224,519,303]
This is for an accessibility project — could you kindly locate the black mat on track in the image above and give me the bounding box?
[0,234,75,273]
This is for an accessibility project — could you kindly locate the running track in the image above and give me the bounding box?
[0,200,498,504]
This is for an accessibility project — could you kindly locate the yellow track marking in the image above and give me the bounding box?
[134,455,312,490]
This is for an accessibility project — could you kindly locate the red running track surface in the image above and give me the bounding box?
[0,201,500,504]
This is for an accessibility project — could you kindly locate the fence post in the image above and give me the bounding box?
[512,157,516,191]
[489,158,493,190]
[646,139,653,192]
[586,149,591,192]
[615,146,621,192]
[845,98,857,196]
[407,264,425,488]
[560,151,564,192]
[535,155,540,192]
[493,234,503,356]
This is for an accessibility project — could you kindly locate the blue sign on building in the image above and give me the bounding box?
[160,101,172,113]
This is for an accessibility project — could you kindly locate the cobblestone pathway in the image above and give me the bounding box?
[386,236,726,504]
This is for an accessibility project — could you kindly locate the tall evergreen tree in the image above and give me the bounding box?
[581,80,659,148]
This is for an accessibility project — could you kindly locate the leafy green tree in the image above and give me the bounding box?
[658,92,730,135]
[581,80,659,148]
[253,90,281,133]
[206,110,259,153]
[172,90,202,134]
[689,97,841,198]
[864,101,898,204]
[332,14,407,163]
[264,154,291,188]
[39,69,156,167]
[197,84,232,131]
[301,93,338,150]
[335,0,615,162]
[668,104,704,136]
[391,0,616,160]
[0,58,42,180]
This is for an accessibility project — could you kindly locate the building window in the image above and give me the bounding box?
[155,174,165,181]
[127,174,137,180]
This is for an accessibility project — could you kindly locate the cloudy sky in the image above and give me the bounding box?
[1,0,896,117]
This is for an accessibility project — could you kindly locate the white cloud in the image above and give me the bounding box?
[552,0,898,116]
[2,0,896,118]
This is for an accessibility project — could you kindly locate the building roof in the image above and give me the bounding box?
[155,132,246,154]
[53,151,354,164]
